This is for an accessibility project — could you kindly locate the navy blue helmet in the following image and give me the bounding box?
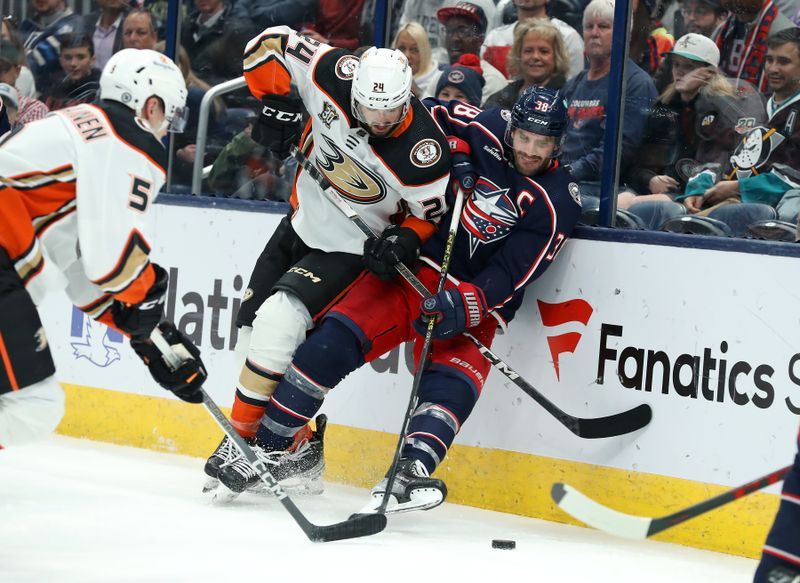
[506,86,568,140]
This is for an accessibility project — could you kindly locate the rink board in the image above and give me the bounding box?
[42,200,800,558]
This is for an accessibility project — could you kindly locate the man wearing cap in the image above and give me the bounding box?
[396,0,496,65]
[482,0,584,79]
[680,28,800,218]
[423,1,508,104]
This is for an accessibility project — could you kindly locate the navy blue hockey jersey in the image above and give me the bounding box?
[422,99,582,326]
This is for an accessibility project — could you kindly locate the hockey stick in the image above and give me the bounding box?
[292,146,651,439]
[149,327,387,543]
[551,465,791,539]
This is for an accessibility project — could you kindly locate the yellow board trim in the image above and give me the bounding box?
[57,383,777,558]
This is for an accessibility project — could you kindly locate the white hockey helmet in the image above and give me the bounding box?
[351,47,412,127]
[99,48,189,132]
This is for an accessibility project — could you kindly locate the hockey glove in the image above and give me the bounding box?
[448,136,477,194]
[110,263,168,340]
[251,94,303,160]
[130,322,206,404]
[363,225,422,281]
[414,283,489,339]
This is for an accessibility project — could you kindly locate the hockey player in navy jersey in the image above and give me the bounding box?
[214,85,582,512]
[754,427,800,582]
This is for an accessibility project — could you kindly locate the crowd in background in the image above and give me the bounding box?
[3,0,800,237]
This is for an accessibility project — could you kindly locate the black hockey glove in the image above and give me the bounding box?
[448,136,477,194]
[130,322,206,404]
[413,283,489,339]
[251,94,303,160]
[110,263,168,340]
[363,225,421,281]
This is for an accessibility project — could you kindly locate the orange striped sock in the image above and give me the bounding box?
[231,390,269,438]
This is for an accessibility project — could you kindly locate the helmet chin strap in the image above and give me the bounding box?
[134,115,168,138]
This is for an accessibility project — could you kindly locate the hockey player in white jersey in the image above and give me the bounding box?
[0,49,207,447]
[203,26,452,500]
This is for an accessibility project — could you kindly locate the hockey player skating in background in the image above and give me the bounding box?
[754,427,800,582]
[216,86,582,512]
[0,49,207,447]
[203,26,451,500]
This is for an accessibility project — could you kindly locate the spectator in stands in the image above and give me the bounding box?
[82,0,129,70]
[0,81,48,130]
[425,1,508,104]
[434,55,486,106]
[560,0,658,197]
[395,0,497,64]
[1,17,37,97]
[617,33,765,209]
[42,32,101,110]
[122,9,158,50]
[632,0,676,76]
[181,0,253,87]
[392,22,440,96]
[484,19,571,109]
[230,0,315,31]
[682,0,729,36]
[299,0,367,50]
[713,0,796,92]
[482,0,584,79]
[19,0,82,91]
[680,28,800,218]
[0,48,49,126]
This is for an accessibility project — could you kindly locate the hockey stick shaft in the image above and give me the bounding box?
[292,146,651,439]
[149,328,387,542]
[378,186,466,513]
[551,464,791,539]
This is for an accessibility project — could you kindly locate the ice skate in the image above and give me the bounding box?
[202,435,237,493]
[358,458,447,515]
[213,415,327,503]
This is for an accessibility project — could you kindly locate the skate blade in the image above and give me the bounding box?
[359,487,444,515]
[202,477,219,494]
[250,475,325,497]
[211,483,241,504]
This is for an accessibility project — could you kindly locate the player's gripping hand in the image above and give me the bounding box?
[414,283,489,339]
[363,225,421,281]
[252,94,303,159]
[130,322,206,403]
[111,263,168,340]
[448,136,477,194]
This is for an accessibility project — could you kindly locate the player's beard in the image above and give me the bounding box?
[513,151,549,176]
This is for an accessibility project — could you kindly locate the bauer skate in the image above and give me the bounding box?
[358,458,447,515]
[212,415,327,504]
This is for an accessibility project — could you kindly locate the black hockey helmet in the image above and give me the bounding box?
[505,86,569,147]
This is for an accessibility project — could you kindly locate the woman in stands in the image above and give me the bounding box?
[617,32,764,210]
[393,22,440,97]
[483,19,570,109]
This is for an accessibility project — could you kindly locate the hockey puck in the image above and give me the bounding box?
[491,539,516,550]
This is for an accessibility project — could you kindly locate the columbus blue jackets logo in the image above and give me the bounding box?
[69,307,122,368]
[461,177,519,256]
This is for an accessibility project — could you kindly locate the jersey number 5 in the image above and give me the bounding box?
[128,177,152,213]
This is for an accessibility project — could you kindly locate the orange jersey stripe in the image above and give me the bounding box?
[0,331,19,391]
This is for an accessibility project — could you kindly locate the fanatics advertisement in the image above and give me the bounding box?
[37,201,800,490]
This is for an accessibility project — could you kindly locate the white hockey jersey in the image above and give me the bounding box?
[242,26,452,254]
[0,102,167,324]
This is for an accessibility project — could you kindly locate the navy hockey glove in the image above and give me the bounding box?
[363,225,421,281]
[414,283,489,339]
[448,136,477,194]
[130,322,207,404]
[252,94,303,160]
[110,263,168,340]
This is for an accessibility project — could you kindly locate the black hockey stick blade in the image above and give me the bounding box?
[573,403,653,439]
[551,464,791,539]
[303,511,388,542]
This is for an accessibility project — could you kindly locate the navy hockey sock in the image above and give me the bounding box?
[257,318,365,451]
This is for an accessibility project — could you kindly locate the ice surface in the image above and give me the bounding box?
[1,436,757,582]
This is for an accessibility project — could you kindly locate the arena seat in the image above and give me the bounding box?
[747,220,797,242]
[707,203,777,237]
[660,215,733,236]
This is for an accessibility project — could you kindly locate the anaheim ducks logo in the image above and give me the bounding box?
[315,134,387,204]
[730,126,785,180]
